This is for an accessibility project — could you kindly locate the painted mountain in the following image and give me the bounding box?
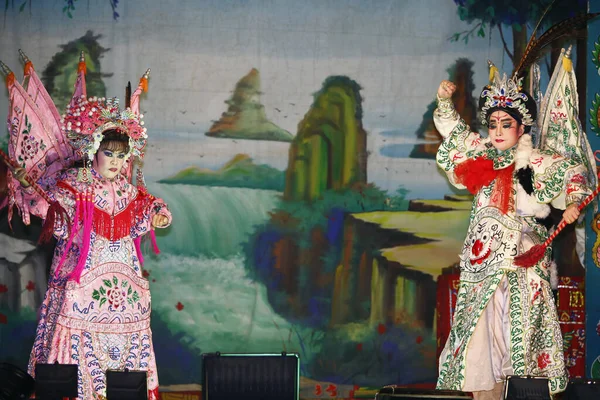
[206,68,293,142]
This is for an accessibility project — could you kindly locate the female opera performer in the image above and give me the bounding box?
[8,58,171,398]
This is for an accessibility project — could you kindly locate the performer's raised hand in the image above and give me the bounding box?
[438,80,456,99]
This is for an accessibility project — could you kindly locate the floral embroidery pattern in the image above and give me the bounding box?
[17,116,46,165]
[92,276,140,310]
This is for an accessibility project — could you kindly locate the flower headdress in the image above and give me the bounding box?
[63,96,147,161]
[479,61,537,128]
[62,52,150,162]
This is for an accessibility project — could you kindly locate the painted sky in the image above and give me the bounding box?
[0,0,511,131]
[0,0,511,195]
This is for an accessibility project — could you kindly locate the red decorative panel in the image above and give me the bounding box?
[436,273,460,361]
[556,276,586,378]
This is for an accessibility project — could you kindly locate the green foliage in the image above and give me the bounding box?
[312,76,364,120]
[160,165,285,191]
[450,0,586,43]
[244,185,409,278]
[243,185,410,330]
[589,93,600,136]
[41,31,110,112]
[320,246,342,274]
[5,0,28,14]
[449,22,487,44]
[7,0,119,21]
[304,322,436,385]
[1,131,8,154]
[277,185,409,235]
[63,0,76,19]
[0,308,38,370]
[455,0,552,26]
[592,37,600,71]
[160,155,285,190]
[65,1,121,21]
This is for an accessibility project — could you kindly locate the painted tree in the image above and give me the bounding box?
[410,58,478,159]
[452,0,589,129]
[41,30,111,112]
[451,0,586,74]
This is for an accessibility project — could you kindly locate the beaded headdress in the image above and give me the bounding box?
[62,52,150,162]
[0,49,155,260]
[63,96,147,161]
[479,61,537,128]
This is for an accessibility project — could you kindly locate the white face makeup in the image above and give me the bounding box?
[487,110,524,151]
[93,148,126,180]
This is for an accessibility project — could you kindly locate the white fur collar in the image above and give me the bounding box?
[513,133,551,219]
[516,183,551,219]
[514,134,533,170]
[549,261,558,290]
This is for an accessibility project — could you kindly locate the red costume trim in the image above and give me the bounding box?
[149,386,160,400]
[490,164,515,215]
[92,204,135,241]
[57,181,156,241]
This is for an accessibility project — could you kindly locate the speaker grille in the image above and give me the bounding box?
[202,353,299,400]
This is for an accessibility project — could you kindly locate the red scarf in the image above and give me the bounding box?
[454,156,514,214]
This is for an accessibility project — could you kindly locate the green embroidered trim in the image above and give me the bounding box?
[437,270,504,390]
[439,267,567,393]
[435,96,459,120]
[508,270,525,375]
[489,147,515,170]
[533,153,581,203]
[437,119,516,174]
[436,119,471,172]
[509,267,568,395]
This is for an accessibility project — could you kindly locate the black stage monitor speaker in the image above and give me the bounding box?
[202,352,299,400]
[564,378,600,400]
[0,362,35,400]
[106,369,147,400]
[35,363,78,400]
[504,375,550,400]
[375,385,471,399]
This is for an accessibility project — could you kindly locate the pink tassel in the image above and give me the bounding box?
[134,236,145,266]
[150,230,160,255]
[54,194,81,278]
[70,190,93,282]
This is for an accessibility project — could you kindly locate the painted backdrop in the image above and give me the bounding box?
[0,0,593,398]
